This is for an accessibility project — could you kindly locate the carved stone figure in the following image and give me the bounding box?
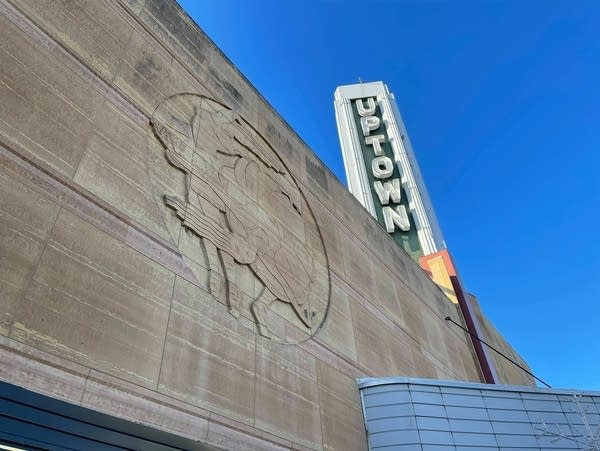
[151,94,329,341]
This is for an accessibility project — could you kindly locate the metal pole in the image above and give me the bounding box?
[445,316,552,389]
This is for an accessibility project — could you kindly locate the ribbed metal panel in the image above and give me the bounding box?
[358,377,600,451]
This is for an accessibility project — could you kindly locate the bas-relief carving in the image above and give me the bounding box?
[151,94,330,343]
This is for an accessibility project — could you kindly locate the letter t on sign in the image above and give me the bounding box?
[365,134,385,156]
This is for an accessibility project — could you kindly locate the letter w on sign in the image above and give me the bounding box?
[374,179,401,205]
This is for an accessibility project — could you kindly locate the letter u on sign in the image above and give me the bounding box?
[356,97,376,116]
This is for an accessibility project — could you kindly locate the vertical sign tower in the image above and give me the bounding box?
[334,81,444,260]
[334,81,500,383]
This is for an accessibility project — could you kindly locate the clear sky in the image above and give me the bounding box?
[178,0,600,390]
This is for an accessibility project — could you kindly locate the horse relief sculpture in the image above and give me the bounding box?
[151,94,330,342]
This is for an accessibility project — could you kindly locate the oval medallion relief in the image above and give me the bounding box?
[151,94,330,344]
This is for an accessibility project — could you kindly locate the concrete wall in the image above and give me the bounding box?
[0,0,529,448]
[359,377,600,450]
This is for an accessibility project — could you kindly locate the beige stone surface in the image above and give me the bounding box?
[11,209,173,388]
[0,0,534,448]
[159,276,256,424]
[254,336,322,449]
[0,166,61,335]
[206,421,290,451]
[0,335,89,404]
[317,281,358,362]
[82,369,211,442]
[12,0,133,82]
[315,361,367,450]
[74,100,174,243]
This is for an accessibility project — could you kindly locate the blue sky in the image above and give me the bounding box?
[179,0,600,390]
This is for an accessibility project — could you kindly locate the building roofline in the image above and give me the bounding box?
[357,376,600,397]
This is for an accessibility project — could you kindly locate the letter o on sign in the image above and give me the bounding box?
[372,156,393,179]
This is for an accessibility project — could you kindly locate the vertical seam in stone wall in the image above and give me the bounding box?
[155,278,176,385]
[301,179,454,327]
[113,0,220,111]
[156,223,184,391]
[328,271,474,382]
[67,16,138,184]
[315,362,326,451]
[119,0,338,182]
[70,96,104,186]
[0,144,200,293]
[8,205,63,339]
[252,329,258,430]
[78,369,91,405]
[2,0,148,121]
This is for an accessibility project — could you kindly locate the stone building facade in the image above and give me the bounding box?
[0,0,532,449]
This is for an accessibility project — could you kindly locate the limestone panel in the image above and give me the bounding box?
[397,290,480,381]
[398,287,457,373]
[129,0,259,124]
[371,265,404,326]
[409,348,440,380]
[304,154,330,198]
[10,210,173,387]
[331,178,373,243]
[397,280,429,339]
[316,360,361,410]
[113,23,212,116]
[134,0,245,112]
[146,125,189,245]
[0,335,89,404]
[113,30,177,115]
[10,0,134,82]
[304,192,346,277]
[159,276,256,424]
[316,358,366,451]
[74,100,175,243]
[442,318,482,382]
[205,421,290,451]
[256,109,303,177]
[0,11,100,177]
[0,167,60,335]
[82,370,210,442]
[350,300,415,376]
[318,387,366,451]
[137,0,212,69]
[348,292,455,381]
[341,232,375,300]
[254,336,322,449]
[316,281,357,362]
